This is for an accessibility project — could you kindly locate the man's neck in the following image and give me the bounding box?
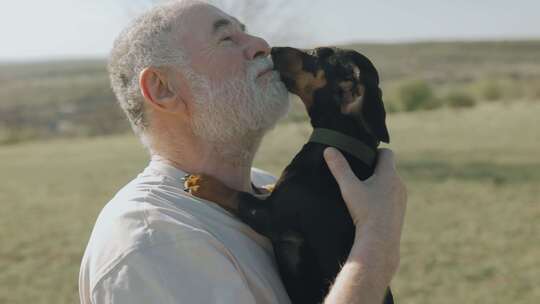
[151,133,262,193]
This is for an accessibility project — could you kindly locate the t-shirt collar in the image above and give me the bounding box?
[145,155,188,183]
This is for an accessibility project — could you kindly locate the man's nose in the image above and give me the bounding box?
[244,34,270,60]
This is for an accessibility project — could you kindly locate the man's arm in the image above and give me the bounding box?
[323,148,407,304]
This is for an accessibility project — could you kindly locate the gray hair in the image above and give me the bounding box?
[108,2,188,147]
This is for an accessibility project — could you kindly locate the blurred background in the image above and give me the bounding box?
[0,0,538,303]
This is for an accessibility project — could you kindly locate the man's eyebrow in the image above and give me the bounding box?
[233,17,247,32]
[212,18,246,34]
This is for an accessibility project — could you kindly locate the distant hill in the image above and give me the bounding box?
[0,59,125,143]
[347,40,540,82]
[1,40,539,144]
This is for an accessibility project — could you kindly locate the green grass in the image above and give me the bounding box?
[385,102,540,303]
[1,101,538,303]
[0,136,147,303]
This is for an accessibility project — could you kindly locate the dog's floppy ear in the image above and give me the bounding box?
[362,86,390,143]
[345,51,389,143]
[339,79,389,143]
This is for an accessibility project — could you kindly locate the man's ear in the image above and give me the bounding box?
[139,67,186,114]
[362,86,390,143]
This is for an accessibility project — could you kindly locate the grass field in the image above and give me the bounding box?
[1,100,538,303]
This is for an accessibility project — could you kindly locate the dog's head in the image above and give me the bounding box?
[272,47,389,143]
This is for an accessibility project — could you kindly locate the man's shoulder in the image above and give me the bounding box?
[84,167,274,254]
[80,166,288,304]
[80,211,239,303]
[80,174,216,291]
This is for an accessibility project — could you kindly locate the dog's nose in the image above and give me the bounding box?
[270,47,285,58]
[271,47,289,67]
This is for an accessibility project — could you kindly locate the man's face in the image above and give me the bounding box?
[175,3,290,144]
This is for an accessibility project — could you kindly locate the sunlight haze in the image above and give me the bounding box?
[1,0,539,61]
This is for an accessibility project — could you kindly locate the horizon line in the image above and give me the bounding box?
[2,37,539,64]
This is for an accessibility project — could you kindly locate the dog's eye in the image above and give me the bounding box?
[336,64,356,82]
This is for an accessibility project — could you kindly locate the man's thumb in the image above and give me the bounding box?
[323,147,357,189]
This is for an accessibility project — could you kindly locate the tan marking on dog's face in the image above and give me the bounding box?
[293,69,327,109]
[272,47,327,110]
[339,80,366,115]
[337,64,366,115]
[278,66,327,109]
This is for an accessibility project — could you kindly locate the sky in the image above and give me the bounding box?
[1,0,540,61]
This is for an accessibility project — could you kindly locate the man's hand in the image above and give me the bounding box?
[323,147,407,303]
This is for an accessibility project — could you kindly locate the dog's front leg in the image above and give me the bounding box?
[237,192,274,237]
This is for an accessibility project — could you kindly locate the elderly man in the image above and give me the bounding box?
[79,1,407,303]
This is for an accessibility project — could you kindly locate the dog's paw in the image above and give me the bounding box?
[185,174,218,199]
[184,174,202,194]
[184,174,239,211]
[262,183,275,193]
[275,230,304,277]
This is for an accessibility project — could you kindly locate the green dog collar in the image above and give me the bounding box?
[309,128,376,166]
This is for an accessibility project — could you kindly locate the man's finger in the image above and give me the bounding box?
[323,147,358,189]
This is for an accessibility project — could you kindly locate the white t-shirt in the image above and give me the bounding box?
[79,159,291,304]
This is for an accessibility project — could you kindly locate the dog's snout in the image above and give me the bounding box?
[271,47,296,55]
[270,47,283,57]
[271,47,286,68]
[270,47,291,60]
[271,47,307,59]
[271,47,301,71]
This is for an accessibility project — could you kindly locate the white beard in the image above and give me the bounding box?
[186,58,290,149]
